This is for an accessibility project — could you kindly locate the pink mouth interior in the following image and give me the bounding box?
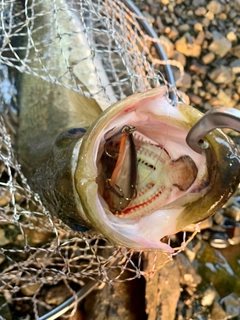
[93,96,206,251]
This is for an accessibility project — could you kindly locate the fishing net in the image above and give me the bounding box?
[0,0,198,318]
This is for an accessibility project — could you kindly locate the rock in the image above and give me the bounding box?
[195,7,207,16]
[221,293,240,318]
[167,27,179,40]
[190,60,208,75]
[159,35,174,58]
[21,282,41,296]
[142,11,155,25]
[0,229,10,246]
[209,32,232,58]
[178,24,190,33]
[188,94,203,105]
[160,0,169,4]
[225,205,240,222]
[172,51,186,67]
[206,81,218,94]
[207,1,222,14]
[193,0,206,6]
[205,11,214,20]
[202,17,210,27]
[202,52,215,64]
[227,31,237,42]
[155,16,165,33]
[213,210,224,225]
[209,66,235,84]
[211,302,227,320]
[176,72,192,88]
[196,30,205,45]
[175,34,201,57]
[217,90,236,107]
[209,232,229,249]
[232,45,240,58]
[233,0,240,10]
[44,284,72,305]
[201,287,217,306]
[194,23,203,32]
[228,226,240,245]
[176,253,202,288]
[230,59,240,74]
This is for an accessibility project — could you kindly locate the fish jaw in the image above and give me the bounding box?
[75,86,240,251]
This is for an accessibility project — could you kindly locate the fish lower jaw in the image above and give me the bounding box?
[106,205,181,253]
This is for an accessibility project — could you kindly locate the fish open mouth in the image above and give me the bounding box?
[85,86,209,252]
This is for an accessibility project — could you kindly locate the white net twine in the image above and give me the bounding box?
[0,0,189,318]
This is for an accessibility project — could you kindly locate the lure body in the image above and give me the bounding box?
[17,0,240,251]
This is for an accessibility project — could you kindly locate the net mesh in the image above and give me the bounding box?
[0,0,196,318]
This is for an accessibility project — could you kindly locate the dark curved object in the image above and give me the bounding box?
[186,107,240,154]
[122,0,176,102]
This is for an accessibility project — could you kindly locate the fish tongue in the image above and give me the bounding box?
[171,155,198,191]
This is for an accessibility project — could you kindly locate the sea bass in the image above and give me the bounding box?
[17,0,240,253]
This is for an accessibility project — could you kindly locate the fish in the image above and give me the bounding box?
[16,0,240,253]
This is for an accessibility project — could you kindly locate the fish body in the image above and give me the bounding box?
[17,0,240,251]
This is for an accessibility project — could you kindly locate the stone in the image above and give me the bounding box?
[178,24,190,33]
[172,51,186,67]
[209,232,229,249]
[232,45,240,58]
[211,302,227,320]
[230,59,240,74]
[196,30,205,45]
[188,94,202,105]
[209,32,232,58]
[0,229,10,246]
[142,11,155,25]
[190,60,208,75]
[207,1,222,14]
[217,90,236,107]
[221,293,240,318]
[21,282,41,296]
[155,16,165,33]
[225,205,240,222]
[228,226,240,245]
[159,35,174,58]
[209,66,235,84]
[205,11,214,20]
[202,17,210,27]
[194,23,203,32]
[195,7,207,16]
[176,72,192,88]
[233,0,240,10]
[160,0,169,4]
[167,27,179,40]
[201,287,217,306]
[206,81,218,94]
[44,284,72,305]
[175,34,201,57]
[202,52,215,64]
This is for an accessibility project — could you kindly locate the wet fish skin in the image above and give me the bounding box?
[16,0,240,251]
[17,0,102,230]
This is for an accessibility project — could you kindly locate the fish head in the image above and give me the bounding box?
[74,86,240,252]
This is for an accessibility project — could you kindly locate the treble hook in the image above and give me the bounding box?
[104,125,136,158]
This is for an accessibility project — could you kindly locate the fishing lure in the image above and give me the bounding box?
[104,125,137,213]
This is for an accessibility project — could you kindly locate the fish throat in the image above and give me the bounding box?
[100,126,198,219]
